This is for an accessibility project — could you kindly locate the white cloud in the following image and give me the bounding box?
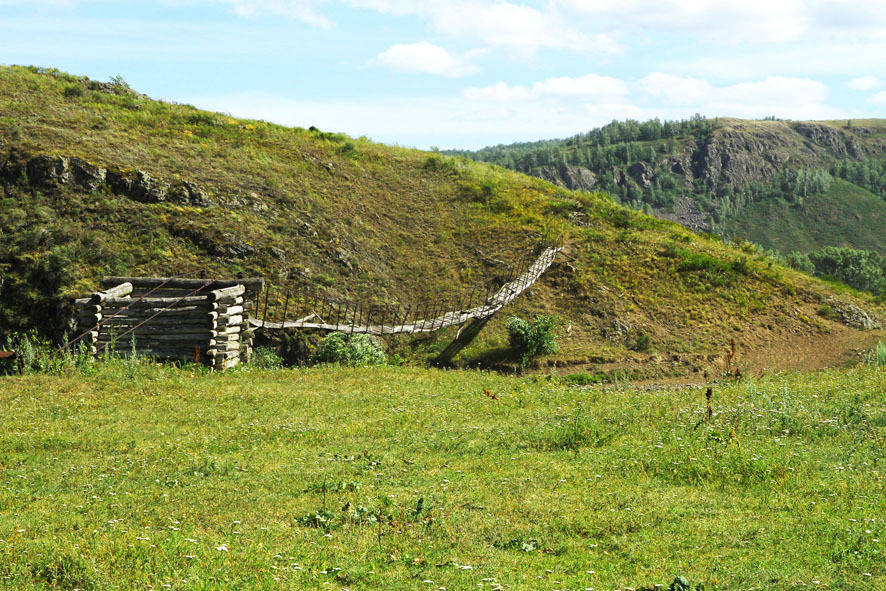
[639,73,839,120]
[224,0,333,27]
[461,82,533,102]
[532,73,629,99]
[463,73,629,102]
[870,91,886,105]
[373,42,476,77]
[849,76,883,91]
[348,0,621,54]
[555,0,808,42]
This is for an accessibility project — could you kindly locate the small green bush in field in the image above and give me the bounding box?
[313,333,386,367]
[506,315,560,369]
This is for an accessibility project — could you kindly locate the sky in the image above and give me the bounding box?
[1,0,886,150]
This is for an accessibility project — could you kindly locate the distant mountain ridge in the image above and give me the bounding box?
[446,117,886,255]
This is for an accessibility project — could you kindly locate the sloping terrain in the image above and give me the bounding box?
[1,66,883,374]
[448,117,886,256]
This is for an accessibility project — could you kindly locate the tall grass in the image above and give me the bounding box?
[866,340,886,367]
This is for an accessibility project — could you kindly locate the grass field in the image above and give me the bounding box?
[1,362,884,590]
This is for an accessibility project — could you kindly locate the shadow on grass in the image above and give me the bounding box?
[458,346,520,372]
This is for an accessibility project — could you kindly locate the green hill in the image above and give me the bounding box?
[1,66,883,375]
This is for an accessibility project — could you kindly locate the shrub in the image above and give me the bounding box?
[632,332,652,352]
[313,333,386,367]
[507,315,560,369]
[816,304,838,321]
[63,84,83,98]
[250,346,284,370]
[808,246,886,294]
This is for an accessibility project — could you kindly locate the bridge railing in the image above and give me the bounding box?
[252,239,562,335]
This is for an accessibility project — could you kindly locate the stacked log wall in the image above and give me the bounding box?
[75,277,263,369]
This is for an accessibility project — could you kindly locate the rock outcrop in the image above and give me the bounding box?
[530,165,597,192]
[1,152,212,207]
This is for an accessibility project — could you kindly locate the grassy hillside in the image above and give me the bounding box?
[1,66,884,373]
[1,363,885,589]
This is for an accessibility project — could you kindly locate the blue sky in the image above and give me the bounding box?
[2,0,886,149]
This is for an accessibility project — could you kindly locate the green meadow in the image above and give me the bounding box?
[1,362,884,590]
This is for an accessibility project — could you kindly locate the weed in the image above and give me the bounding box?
[250,346,284,369]
[534,403,610,452]
[865,341,886,367]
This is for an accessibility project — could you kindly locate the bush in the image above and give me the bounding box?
[63,84,83,98]
[632,332,652,352]
[506,315,560,369]
[313,333,386,367]
[250,346,284,370]
[808,246,886,294]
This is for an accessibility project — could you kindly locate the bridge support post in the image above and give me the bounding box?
[433,315,492,367]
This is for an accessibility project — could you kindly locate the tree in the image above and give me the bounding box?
[808,247,886,294]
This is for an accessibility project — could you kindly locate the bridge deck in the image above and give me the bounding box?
[250,247,561,334]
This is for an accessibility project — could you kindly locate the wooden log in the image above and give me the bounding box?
[99,322,215,333]
[219,305,244,316]
[100,313,213,324]
[209,349,240,360]
[90,282,133,304]
[97,334,214,344]
[216,314,243,327]
[214,296,244,306]
[210,285,246,301]
[97,326,217,337]
[96,340,212,350]
[103,276,264,291]
[100,304,213,316]
[100,296,212,307]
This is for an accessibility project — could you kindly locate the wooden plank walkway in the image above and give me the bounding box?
[250,246,561,334]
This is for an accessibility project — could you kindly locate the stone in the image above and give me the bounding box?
[795,122,865,158]
[212,234,255,258]
[27,155,70,186]
[169,181,211,206]
[269,247,286,260]
[529,165,597,192]
[129,170,169,203]
[628,161,653,187]
[106,170,133,195]
[69,158,107,191]
[826,299,882,330]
